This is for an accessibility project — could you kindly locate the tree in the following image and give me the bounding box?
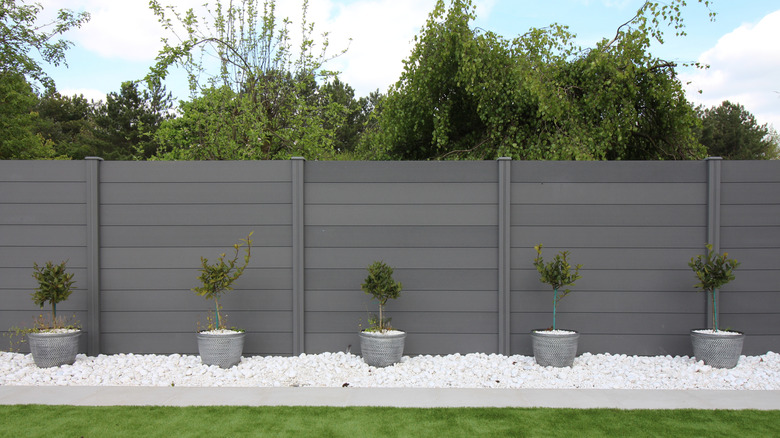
[0,72,61,159]
[34,90,98,159]
[0,0,89,91]
[699,101,779,160]
[148,0,347,160]
[368,0,709,161]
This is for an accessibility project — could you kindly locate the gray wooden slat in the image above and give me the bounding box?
[305,311,497,334]
[722,161,780,183]
[742,335,780,356]
[101,290,292,312]
[721,182,780,204]
[511,269,696,292]
[306,290,498,312]
[0,182,86,203]
[101,268,292,291]
[0,267,87,289]
[722,226,780,248]
[100,182,291,204]
[721,205,780,226]
[0,311,88,329]
[511,204,705,226]
[0,204,86,225]
[715,248,780,269]
[511,182,706,204]
[305,268,498,291]
[0,225,86,246]
[101,161,291,183]
[306,247,496,269]
[306,205,496,226]
[305,161,498,183]
[101,311,291,333]
[304,333,498,355]
[511,291,703,313]
[101,225,291,247]
[306,182,497,204]
[511,161,706,183]
[0,247,86,268]
[720,291,780,313]
[0,161,85,182]
[717,314,780,334]
[101,247,291,269]
[101,204,291,226]
[510,248,703,270]
[510,313,701,334]
[1,289,88,310]
[511,226,705,248]
[306,226,497,248]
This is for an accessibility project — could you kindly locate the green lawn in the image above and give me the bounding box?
[1,406,778,437]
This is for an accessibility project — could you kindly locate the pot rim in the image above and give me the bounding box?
[690,329,744,336]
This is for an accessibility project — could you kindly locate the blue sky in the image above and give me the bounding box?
[39,0,780,129]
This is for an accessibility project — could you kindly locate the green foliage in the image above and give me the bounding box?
[698,101,779,160]
[192,233,253,330]
[360,261,402,332]
[533,244,582,331]
[0,0,90,91]
[31,260,75,328]
[369,0,709,161]
[147,0,347,161]
[689,243,739,331]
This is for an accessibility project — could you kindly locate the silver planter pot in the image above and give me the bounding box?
[690,329,744,369]
[531,330,579,367]
[27,331,81,368]
[359,331,406,367]
[197,331,245,368]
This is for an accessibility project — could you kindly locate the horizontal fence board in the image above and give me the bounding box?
[306,248,496,269]
[305,268,498,291]
[101,311,292,333]
[511,226,705,248]
[101,225,290,248]
[0,161,85,182]
[101,161,291,183]
[721,205,780,226]
[511,204,705,226]
[0,311,88,329]
[511,313,702,335]
[0,267,87,290]
[717,314,779,334]
[722,161,780,182]
[99,332,293,355]
[741,335,780,356]
[510,248,703,270]
[305,333,498,355]
[511,291,703,313]
[1,289,88,311]
[306,225,497,248]
[0,225,86,246]
[305,161,498,183]
[101,182,291,205]
[101,247,291,269]
[0,246,86,268]
[306,205,496,226]
[721,226,780,248]
[0,182,86,203]
[306,183,497,205]
[721,182,780,204]
[0,204,86,225]
[101,268,292,291]
[510,161,706,183]
[101,290,291,312]
[305,311,497,334]
[306,290,498,313]
[716,248,780,270]
[512,269,695,293]
[510,183,705,205]
[720,292,780,313]
[101,204,291,226]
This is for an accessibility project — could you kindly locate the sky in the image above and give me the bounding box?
[36,0,780,130]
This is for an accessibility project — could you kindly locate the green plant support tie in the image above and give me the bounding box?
[713,290,718,331]
[215,301,220,330]
[553,288,557,331]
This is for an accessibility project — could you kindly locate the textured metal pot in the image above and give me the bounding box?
[531,330,579,367]
[197,331,245,368]
[27,331,81,368]
[359,331,406,367]
[690,330,744,369]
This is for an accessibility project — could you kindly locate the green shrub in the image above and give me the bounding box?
[533,244,582,331]
[361,261,403,332]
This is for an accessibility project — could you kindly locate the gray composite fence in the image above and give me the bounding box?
[1,158,778,357]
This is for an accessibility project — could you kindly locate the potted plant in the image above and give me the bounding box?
[531,244,582,367]
[688,244,743,368]
[359,261,405,367]
[27,261,81,368]
[192,232,252,368]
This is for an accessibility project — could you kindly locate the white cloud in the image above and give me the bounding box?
[58,87,107,103]
[681,10,780,129]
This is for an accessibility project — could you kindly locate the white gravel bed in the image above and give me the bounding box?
[1,351,778,390]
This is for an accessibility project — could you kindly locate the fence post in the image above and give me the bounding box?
[85,157,102,355]
[705,157,723,329]
[291,157,306,355]
[497,157,512,354]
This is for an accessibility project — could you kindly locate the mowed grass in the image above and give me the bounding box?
[1,406,779,438]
